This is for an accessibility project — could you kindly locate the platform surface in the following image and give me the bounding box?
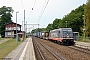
[75,41,90,49]
[4,37,36,60]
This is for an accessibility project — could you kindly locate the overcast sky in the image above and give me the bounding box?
[0,0,87,32]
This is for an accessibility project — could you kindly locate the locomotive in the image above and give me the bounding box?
[49,28,74,45]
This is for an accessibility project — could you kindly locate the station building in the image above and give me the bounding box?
[5,22,23,38]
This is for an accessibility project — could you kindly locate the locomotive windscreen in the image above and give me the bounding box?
[62,29,73,38]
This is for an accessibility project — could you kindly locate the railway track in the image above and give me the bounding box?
[33,39,45,60]
[32,37,90,60]
[32,37,66,60]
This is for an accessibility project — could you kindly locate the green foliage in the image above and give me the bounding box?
[52,18,61,29]
[46,4,84,35]
[47,4,85,35]
[31,28,46,33]
[0,38,22,59]
[85,0,90,36]
[46,23,53,32]
[45,18,62,32]
[0,6,14,37]
[61,4,84,34]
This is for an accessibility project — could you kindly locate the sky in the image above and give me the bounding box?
[0,0,87,32]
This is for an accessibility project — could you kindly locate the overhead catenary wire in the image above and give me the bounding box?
[29,0,36,17]
[38,0,49,23]
[32,0,36,10]
[26,0,36,20]
[22,0,37,32]
[21,0,49,30]
[21,0,26,36]
[21,0,36,17]
[21,0,25,10]
[20,0,37,22]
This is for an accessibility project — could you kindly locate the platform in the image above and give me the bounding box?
[75,41,90,49]
[4,37,36,60]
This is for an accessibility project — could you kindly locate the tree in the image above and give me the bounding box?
[31,28,46,33]
[85,0,90,36]
[52,18,61,29]
[45,4,84,35]
[46,23,53,32]
[0,6,14,37]
[59,4,84,35]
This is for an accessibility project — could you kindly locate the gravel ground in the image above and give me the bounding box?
[33,37,90,60]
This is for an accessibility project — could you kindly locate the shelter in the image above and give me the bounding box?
[73,32,79,40]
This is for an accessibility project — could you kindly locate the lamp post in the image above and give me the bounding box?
[16,11,19,44]
[82,15,86,42]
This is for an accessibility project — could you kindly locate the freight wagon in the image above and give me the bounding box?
[40,32,49,40]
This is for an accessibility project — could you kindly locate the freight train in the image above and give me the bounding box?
[31,28,75,45]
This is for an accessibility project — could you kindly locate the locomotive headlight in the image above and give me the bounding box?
[67,36,69,38]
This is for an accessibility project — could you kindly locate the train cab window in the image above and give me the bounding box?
[68,30,72,34]
[63,29,72,34]
[63,30,67,34]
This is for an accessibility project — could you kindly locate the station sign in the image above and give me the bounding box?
[83,28,86,31]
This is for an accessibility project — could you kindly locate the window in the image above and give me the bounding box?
[6,28,7,30]
[8,32,11,35]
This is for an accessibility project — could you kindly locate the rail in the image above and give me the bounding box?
[38,41,66,60]
[33,37,66,60]
[33,38,46,60]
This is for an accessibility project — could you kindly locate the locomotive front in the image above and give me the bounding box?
[62,28,74,45]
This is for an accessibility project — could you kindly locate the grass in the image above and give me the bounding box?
[77,36,90,43]
[0,38,22,60]
[0,37,5,40]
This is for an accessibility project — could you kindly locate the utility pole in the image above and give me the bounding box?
[82,15,86,42]
[38,24,39,32]
[25,21,27,37]
[24,10,26,38]
[22,21,23,31]
[66,21,67,28]
[38,24,39,29]
[16,11,19,44]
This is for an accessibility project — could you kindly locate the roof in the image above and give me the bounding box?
[5,22,21,26]
[50,28,72,32]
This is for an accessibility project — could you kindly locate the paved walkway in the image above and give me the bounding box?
[4,37,36,60]
[0,39,8,44]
